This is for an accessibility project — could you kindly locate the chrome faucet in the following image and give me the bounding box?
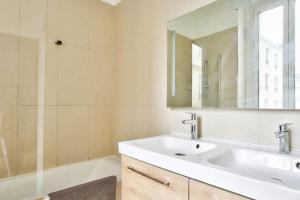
[182,112,198,140]
[274,123,292,154]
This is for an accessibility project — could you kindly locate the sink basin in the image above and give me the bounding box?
[208,148,300,190]
[126,135,216,157]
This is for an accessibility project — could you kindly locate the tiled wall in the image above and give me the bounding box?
[0,0,115,179]
[0,0,47,179]
[44,0,115,169]
[113,0,300,154]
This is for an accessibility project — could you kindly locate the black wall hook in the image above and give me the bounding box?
[55,40,62,46]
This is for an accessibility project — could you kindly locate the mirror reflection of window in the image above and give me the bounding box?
[275,54,278,69]
[265,99,269,107]
[265,73,269,90]
[274,77,278,91]
[266,48,270,65]
[192,44,203,107]
[296,0,300,108]
[259,5,284,109]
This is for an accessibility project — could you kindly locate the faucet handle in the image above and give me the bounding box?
[281,123,293,126]
[279,123,293,132]
[185,112,197,120]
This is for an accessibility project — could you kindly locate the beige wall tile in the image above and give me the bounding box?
[0,0,19,35]
[59,0,90,48]
[0,106,18,179]
[115,45,152,106]
[0,33,18,106]
[44,106,58,169]
[18,37,39,105]
[20,0,46,39]
[18,106,58,174]
[89,51,113,105]
[0,159,6,179]
[149,36,167,107]
[58,46,89,105]
[115,1,139,52]
[112,106,153,154]
[0,33,19,69]
[89,105,112,159]
[212,110,259,144]
[45,0,59,106]
[57,106,89,166]
[89,0,115,54]
[114,51,136,106]
[45,39,58,105]
[195,110,216,139]
[46,0,58,38]
[115,0,165,52]
[17,106,37,175]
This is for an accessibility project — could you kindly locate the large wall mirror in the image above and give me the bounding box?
[167,0,300,109]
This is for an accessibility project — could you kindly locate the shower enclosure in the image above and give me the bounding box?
[0,0,117,199]
[0,0,47,199]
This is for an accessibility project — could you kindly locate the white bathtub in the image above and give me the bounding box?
[0,156,121,200]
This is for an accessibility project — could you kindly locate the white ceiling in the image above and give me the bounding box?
[101,0,122,6]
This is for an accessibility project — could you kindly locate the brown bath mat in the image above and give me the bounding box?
[48,176,117,200]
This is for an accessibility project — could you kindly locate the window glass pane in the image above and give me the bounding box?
[259,6,284,109]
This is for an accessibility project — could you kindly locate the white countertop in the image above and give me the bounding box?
[118,133,300,200]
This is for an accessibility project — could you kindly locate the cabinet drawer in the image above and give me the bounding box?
[121,156,188,200]
[189,179,251,200]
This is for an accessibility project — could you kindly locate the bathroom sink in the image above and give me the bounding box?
[128,135,216,157]
[208,148,300,190]
[119,134,300,199]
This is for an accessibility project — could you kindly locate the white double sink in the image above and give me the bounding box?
[119,133,300,200]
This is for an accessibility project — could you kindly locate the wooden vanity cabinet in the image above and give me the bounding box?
[189,179,251,200]
[121,156,189,200]
[121,156,251,200]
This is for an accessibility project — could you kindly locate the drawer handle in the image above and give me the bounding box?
[127,166,170,186]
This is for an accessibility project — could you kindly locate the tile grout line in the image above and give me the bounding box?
[87,0,92,162]
[56,0,60,168]
[16,0,21,177]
